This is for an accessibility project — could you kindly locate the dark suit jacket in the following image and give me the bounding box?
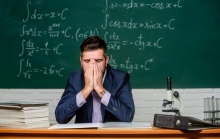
[55,65,135,123]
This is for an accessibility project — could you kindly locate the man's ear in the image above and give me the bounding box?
[80,56,82,67]
[105,56,109,67]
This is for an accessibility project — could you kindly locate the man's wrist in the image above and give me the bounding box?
[96,88,106,98]
[100,90,106,95]
[81,87,92,99]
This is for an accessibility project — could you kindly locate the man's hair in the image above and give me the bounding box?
[80,36,107,57]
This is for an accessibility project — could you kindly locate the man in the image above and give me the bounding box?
[55,36,135,123]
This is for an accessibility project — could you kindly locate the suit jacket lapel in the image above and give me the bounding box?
[101,67,112,121]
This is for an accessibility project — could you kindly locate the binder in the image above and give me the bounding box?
[153,114,220,130]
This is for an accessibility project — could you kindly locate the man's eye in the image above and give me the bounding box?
[84,60,90,63]
[96,60,102,63]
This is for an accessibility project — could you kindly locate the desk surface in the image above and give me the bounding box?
[0,126,220,139]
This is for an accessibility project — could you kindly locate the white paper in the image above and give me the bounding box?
[49,122,151,130]
[101,122,152,129]
[49,123,101,129]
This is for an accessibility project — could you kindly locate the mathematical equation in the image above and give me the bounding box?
[103,0,184,12]
[19,39,63,56]
[23,1,68,22]
[20,24,99,41]
[108,55,154,73]
[17,59,64,79]
[101,14,175,30]
[18,1,68,79]
[16,0,184,79]
[105,32,164,50]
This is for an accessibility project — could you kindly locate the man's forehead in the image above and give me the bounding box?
[81,49,105,58]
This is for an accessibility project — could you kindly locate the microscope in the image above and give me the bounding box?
[153,77,186,130]
[162,77,184,116]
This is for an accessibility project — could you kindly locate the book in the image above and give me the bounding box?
[0,120,50,129]
[0,117,49,124]
[0,101,48,109]
[48,122,151,129]
[0,106,49,118]
[0,101,50,129]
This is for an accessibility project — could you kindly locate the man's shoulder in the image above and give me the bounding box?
[108,66,126,74]
[107,65,130,88]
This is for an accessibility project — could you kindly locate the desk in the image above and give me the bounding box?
[0,127,220,139]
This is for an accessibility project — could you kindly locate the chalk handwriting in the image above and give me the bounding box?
[17,59,64,79]
[75,28,99,41]
[17,0,184,79]
[103,0,184,13]
[19,39,63,57]
[108,55,154,73]
[20,24,74,38]
[105,32,164,50]
[101,14,175,30]
[23,1,68,22]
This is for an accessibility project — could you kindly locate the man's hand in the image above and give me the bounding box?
[81,61,94,99]
[82,59,106,99]
[93,61,106,97]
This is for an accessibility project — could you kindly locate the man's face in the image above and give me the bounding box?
[80,49,109,75]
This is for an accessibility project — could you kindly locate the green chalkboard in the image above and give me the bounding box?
[0,0,220,88]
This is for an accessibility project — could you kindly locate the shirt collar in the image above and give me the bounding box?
[102,68,107,84]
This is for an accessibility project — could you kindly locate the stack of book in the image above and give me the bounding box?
[0,101,50,129]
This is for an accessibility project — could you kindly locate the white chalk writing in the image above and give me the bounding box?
[16,0,184,79]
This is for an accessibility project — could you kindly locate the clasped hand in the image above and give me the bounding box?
[82,59,105,99]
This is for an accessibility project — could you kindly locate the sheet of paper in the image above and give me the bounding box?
[49,123,101,129]
[101,122,152,129]
[49,122,152,129]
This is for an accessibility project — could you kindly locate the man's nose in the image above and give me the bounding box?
[90,59,95,64]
